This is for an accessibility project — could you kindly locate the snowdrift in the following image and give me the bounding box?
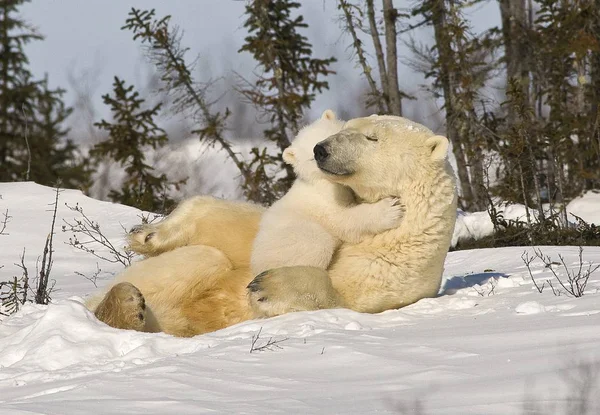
[1,183,600,414]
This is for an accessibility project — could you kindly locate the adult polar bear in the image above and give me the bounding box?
[87,115,457,337]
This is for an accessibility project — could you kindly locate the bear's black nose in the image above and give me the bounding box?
[314,144,329,162]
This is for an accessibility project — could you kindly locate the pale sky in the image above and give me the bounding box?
[20,0,500,139]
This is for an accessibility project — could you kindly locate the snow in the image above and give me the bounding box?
[453,191,600,247]
[89,138,281,203]
[567,190,600,225]
[452,203,537,247]
[1,183,600,414]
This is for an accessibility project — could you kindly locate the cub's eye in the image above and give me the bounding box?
[365,135,378,142]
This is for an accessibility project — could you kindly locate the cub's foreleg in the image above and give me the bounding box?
[326,197,405,243]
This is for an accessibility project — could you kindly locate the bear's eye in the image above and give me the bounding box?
[365,135,378,142]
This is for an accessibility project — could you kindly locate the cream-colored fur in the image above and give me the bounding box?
[249,115,458,315]
[251,110,404,276]
[127,195,263,268]
[85,196,262,336]
[86,115,457,337]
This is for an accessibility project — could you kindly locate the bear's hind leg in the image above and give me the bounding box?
[93,282,149,332]
[247,266,345,318]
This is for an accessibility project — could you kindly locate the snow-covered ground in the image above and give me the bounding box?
[1,183,600,414]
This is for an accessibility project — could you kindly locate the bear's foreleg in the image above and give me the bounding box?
[247,266,345,318]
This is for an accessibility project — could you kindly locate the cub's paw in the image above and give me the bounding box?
[94,282,147,332]
[372,197,405,231]
[127,224,161,256]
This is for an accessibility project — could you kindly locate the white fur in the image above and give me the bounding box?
[249,115,458,316]
[87,114,457,337]
[250,110,404,276]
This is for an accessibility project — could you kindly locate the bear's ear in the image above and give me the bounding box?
[425,135,449,161]
[283,147,296,165]
[320,109,337,121]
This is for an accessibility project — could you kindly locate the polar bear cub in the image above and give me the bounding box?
[250,110,404,276]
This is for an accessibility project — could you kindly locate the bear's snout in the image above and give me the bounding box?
[313,143,329,162]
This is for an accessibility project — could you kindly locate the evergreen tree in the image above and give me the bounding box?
[0,0,88,188]
[92,77,183,213]
[122,8,256,203]
[28,76,90,188]
[238,0,336,205]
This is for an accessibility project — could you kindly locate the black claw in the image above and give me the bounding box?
[247,280,261,292]
[141,298,146,310]
[138,312,144,321]
[144,232,155,243]
[130,225,144,234]
[247,270,271,292]
[257,297,267,302]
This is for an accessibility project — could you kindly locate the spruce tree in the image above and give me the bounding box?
[238,0,336,205]
[0,0,87,187]
[92,77,183,213]
[29,76,90,188]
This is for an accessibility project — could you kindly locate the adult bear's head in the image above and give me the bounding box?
[313,115,451,202]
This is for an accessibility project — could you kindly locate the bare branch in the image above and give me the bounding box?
[250,327,288,353]
[15,248,29,304]
[524,247,599,298]
[62,203,135,267]
[521,250,545,293]
[0,209,11,235]
[75,262,102,288]
[35,185,61,304]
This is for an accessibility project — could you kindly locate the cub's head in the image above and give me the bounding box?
[313,115,451,201]
[283,109,345,182]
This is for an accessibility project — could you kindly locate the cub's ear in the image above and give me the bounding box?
[283,147,296,165]
[425,135,449,161]
[320,109,337,121]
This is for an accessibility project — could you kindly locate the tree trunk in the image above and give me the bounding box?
[430,0,475,208]
[469,143,487,211]
[382,0,402,116]
[589,3,600,188]
[366,0,390,112]
[499,0,529,124]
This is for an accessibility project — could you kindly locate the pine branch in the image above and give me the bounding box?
[122,8,252,187]
[338,0,385,113]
